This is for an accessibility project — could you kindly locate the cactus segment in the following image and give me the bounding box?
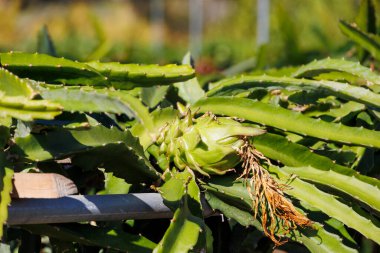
[109,90,155,130]
[0,118,11,147]
[193,97,380,148]
[0,93,62,121]
[97,172,131,195]
[37,87,135,116]
[203,179,358,253]
[292,58,380,85]
[355,0,377,61]
[154,169,206,253]
[37,86,153,127]
[0,67,35,98]
[339,20,380,60]
[0,152,13,239]
[282,166,380,212]
[299,221,358,253]
[86,61,195,88]
[140,85,170,108]
[0,52,195,89]
[268,165,380,244]
[14,126,159,183]
[253,133,380,187]
[0,121,12,239]
[0,52,106,85]
[207,75,380,108]
[22,224,156,253]
[173,53,205,104]
[304,101,365,120]
[37,25,57,57]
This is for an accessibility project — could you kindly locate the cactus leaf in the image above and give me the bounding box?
[338,20,380,60]
[36,25,57,57]
[355,0,377,61]
[304,101,365,120]
[0,120,12,238]
[71,142,160,183]
[173,53,205,104]
[36,86,133,115]
[253,133,380,211]
[0,52,106,85]
[0,67,35,98]
[14,125,159,183]
[282,166,380,212]
[154,169,206,253]
[86,61,195,88]
[140,86,169,108]
[194,97,380,148]
[109,90,154,131]
[22,223,156,252]
[253,133,380,187]
[37,86,153,129]
[292,58,380,85]
[207,75,380,108]
[0,52,195,89]
[204,180,358,253]
[97,172,131,195]
[0,117,11,147]
[268,165,380,243]
[0,153,13,239]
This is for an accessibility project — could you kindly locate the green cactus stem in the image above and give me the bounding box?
[193,97,380,148]
[207,75,380,108]
[0,52,106,85]
[339,20,380,61]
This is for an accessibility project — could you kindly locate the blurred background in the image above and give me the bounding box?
[0,0,375,72]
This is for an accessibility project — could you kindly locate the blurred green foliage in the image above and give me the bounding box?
[0,0,378,69]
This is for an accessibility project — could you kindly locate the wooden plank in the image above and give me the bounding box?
[11,173,78,199]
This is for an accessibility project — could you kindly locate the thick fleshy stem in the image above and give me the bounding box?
[237,140,312,246]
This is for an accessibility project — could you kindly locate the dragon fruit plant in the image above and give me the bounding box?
[0,47,379,252]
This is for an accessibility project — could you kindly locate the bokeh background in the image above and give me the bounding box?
[0,0,376,72]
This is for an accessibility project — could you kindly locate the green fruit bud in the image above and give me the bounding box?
[155,112,265,176]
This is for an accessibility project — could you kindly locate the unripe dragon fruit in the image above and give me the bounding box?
[155,112,265,176]
[152,111,312,245]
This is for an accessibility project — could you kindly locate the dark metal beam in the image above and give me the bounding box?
[7,193,214,225]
